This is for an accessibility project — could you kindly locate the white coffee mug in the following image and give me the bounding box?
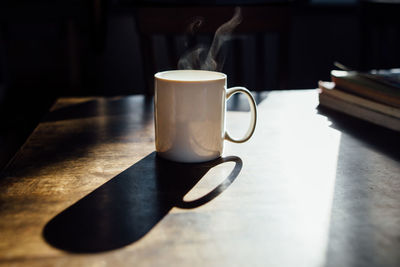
[154,70,257,163]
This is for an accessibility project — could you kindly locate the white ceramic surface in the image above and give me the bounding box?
[154,70,257,163]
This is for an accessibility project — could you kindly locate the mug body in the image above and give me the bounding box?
[154,70,226,163]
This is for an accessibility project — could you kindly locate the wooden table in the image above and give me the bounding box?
[0,90,399,267]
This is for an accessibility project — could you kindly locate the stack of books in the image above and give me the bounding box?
[318,67,400,132]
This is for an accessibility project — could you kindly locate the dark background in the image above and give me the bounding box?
[0,0,399,169]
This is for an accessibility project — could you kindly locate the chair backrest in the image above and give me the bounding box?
[134,4,292,94]
[359,0,400,70]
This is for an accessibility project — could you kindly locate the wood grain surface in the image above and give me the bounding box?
[0,90,399,267]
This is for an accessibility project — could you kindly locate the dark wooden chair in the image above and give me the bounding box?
[134,4,293,95]
[359,0,400,70]
[0,0,105,95]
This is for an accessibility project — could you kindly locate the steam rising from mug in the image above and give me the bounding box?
[178,7,242,71]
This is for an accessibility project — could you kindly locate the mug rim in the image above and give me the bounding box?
[155,70,226,83]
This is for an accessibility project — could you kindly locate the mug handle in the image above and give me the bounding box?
[225,87,257,143]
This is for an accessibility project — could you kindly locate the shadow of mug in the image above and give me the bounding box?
[43,152,242,253]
